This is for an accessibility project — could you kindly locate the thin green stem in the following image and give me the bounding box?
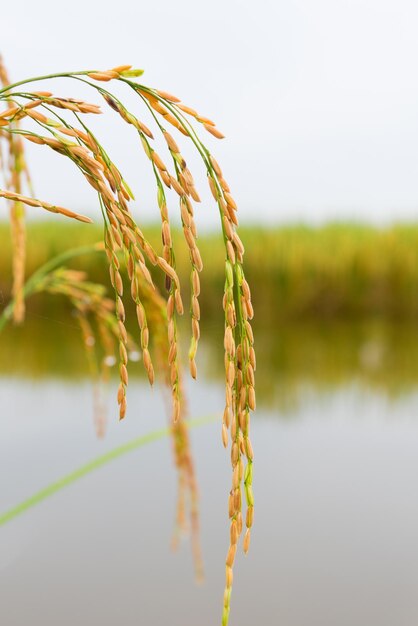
[0,71,93,96]
[0,414,217,526]
[0,243,104,331]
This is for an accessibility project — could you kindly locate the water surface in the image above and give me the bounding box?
[2,374,418,625]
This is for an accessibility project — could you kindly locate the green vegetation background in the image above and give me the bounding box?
[2,221,418,404]
[2,221,418,319]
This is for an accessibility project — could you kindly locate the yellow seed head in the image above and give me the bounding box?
[118,321,128,344]
[192,269,200,296]
[190,358,197,380]
[120,363,129,385]
[233,488,241,512]
[208,176,218,200]
[226,544,237,567]
[189,186,201,202]
[245,437,254,461]
[163,131,180,152]
[209,154,222,176]
[141,327,149,349]
[243,529,251,554]
[117,383,125,404]
[226,241,236,265]
[222,423,228,448]
[156,89,181,103]
[246,505,254,529]
[119,342,128,364]
[204,124,225,139]
[223,406,231,429]
[230,520,238,545]
[248,386,256,410]
[191,246,203,272]
[228,492,235,518]
[237,512,243,535]
[231,442,239,466]
[151,151,167,171]
[119,397,127,420]
[175,289,184,315]
[192,318,200,341]
[171,176,184,195]
[167,294,175,320]
[88,71,113,82]
[225,565,233,588]
[177,103,198,116]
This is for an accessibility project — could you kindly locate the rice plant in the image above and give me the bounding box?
[0,59,256,625]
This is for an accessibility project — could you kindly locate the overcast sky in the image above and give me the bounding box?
[2,0,418,226]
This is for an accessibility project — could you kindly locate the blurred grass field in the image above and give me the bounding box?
[3,221,418,405]
[2,221,418,320]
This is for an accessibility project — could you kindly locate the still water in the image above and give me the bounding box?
[2,367,418,625]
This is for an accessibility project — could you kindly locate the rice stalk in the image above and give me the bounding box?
[127,80,256,624]
[0,57,32,324]
[137,276,203,579]
[0,62,256,625]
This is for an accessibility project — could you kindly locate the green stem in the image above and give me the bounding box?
[0,71,92,95]
[0,414,217,527]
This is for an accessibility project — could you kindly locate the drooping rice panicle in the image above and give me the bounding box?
[0,188,92,222]
[133,92,203,379]
[122,84,256,625]
[1,106,159,417]
[0,64,255,626]
[138,275,202,579]
[29,261,139,434]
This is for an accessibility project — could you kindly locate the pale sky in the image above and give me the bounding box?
[2,0,418,226]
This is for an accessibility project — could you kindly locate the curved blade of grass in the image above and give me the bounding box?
[0,414,217,527]
[0,242,104,332]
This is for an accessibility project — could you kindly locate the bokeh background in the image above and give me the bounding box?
[2,1,418,625]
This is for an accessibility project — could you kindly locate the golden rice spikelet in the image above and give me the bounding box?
[163,130,180,153]
[87,71,116,82]
[111,64,132,74]
[156,89,181,103]
[204,124,225,139]
[177,103,199,117]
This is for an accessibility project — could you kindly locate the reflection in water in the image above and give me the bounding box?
[2,379,418,625]
[3,315,418,408]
